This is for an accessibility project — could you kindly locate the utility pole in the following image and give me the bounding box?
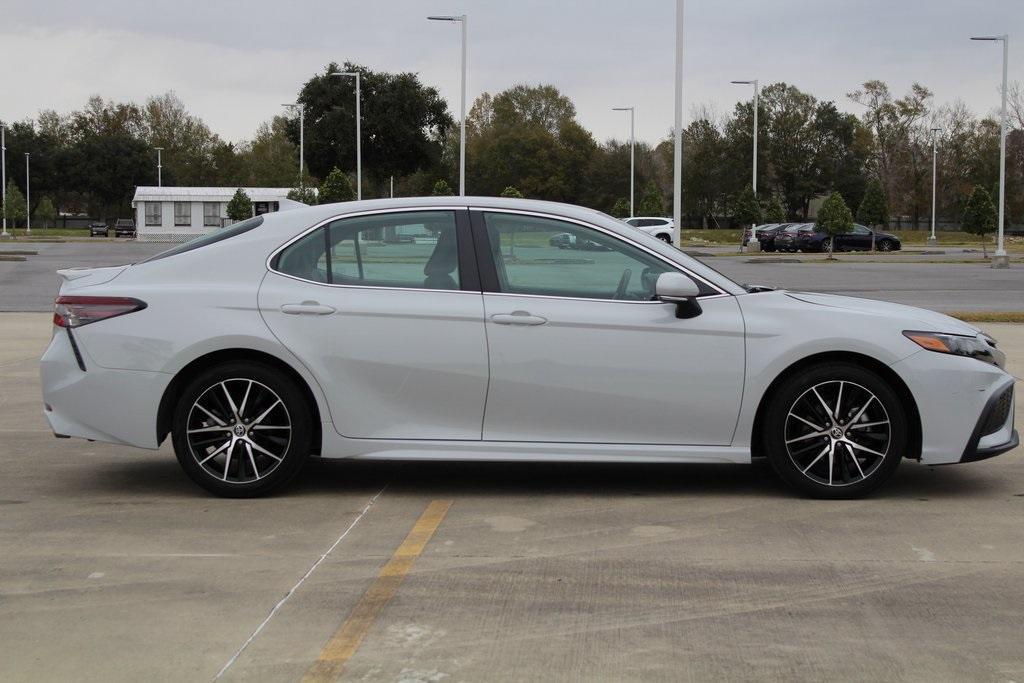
[672,0,684,247]
[24,153,30,233]
[1,125,7,238]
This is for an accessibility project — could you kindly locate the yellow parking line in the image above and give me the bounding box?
[302,500,453,682]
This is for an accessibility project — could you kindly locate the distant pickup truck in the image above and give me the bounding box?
[113,219,136,238]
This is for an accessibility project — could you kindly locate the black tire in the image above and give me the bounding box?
[171,362,313,497]
[657,234,672,243]
[877,239,894,252]
[762,362,907,499]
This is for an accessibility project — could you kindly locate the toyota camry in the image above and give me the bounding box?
[41,197,1017,498]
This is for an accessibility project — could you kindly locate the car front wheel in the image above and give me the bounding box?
[657,234,672,243]
[171,362,312,497]
[877,239,894,252]
[762,362,907,499]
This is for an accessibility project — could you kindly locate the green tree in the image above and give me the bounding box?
[431,179,454,196]
[466,85,598,203]
[610,197,631,218]
[225,189,253,221]
[2,180,27,227]
[763,194,787,223]
[500,185,523,198]
[318,167,356,204]
[732,186,762,227]
[294,62,453,183]
[816,191,855,259]
[856,178,889,228]
[961,185,997,257]
[287,184,317,204]
[637,182,665,216]
[36,196,57,228]
[242,117,301,187]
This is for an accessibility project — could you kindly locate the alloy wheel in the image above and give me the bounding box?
[784,380,891,487]
[185,378,292,484]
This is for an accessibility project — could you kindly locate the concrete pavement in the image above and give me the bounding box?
[0,313,1022,681]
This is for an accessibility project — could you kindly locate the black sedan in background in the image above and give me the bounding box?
[800,224,901,252]
[88,222,109,237]
[773,223,815,252]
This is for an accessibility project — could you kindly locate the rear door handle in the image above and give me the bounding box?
[281,301,336,315]
[490,311,548,326]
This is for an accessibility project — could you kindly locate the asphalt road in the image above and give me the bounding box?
[2,240,1022,313]
[1,312,1022,681]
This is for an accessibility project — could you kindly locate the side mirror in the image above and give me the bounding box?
[656,272,702,319]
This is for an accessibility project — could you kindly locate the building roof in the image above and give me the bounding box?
[132,186,296,203]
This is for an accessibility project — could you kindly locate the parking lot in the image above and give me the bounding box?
[1,241,1022,681]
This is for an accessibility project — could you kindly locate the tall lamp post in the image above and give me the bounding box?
[971,34,1010,268]
[612,106,636,217]
[282,103,305,191]
[154,147,163,187]
[928,127,942,246]
[672,0,684,247]
[428,14,467,196]
[330,72,362,200]
[24,153,30,234]
[1,124,7,238]
[731,78,759,250]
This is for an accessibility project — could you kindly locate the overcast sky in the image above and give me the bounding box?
[1,0,1020,145]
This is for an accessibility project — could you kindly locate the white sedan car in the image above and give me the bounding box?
[41,197,1016,498]
[623,216,674,243]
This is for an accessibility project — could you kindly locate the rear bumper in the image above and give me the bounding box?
[40,327,169,449]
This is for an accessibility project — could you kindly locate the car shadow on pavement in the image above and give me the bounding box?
[289,457,1010,501]
[73,452,1011,501]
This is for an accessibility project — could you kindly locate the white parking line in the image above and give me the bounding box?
[212,483,389,680]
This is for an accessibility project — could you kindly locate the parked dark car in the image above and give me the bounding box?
[754,223,792,252]
[742,223,780,247]
[88,222,109,237]
[113,219,136,238]
[550,232,574,249]
[799,224,901,252]
[773,223,815,252]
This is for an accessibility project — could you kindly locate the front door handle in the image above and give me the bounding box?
[490,310,548,326]
[281,301,336,315]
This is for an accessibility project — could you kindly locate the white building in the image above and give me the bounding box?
[131,187,308,241]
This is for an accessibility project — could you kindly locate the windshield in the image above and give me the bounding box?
[137,216,264,264]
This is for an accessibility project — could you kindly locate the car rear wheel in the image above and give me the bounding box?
[171,362,312,497]
[762,362,906,499]
[657,234,672,243]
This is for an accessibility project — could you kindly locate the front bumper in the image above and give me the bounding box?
[961,382,1017,462]
[891,349,1018,465]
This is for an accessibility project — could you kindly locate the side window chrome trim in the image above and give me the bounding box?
[473,207,729,298]
[266,206,472,291]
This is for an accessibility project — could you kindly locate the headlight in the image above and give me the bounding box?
[903,331,1004,367]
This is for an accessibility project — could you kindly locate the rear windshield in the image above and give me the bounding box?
[137,216,264,264]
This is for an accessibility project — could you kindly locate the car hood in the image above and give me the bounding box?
[784,291,980,336]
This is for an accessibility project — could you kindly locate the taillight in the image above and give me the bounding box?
[53,296,147,328]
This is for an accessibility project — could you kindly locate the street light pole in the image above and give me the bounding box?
[24,153,30,233]
[1,125,7,238]
[730,79,759,194]
[330,72,362,200]
[282,103,305,190]
[612,107,636,217]
[428,14,467,196]
[971,34,1010,268]
[154,147,163,187]
[672,0,684,247]
[731,79,759,250]
[929,127,942,246]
